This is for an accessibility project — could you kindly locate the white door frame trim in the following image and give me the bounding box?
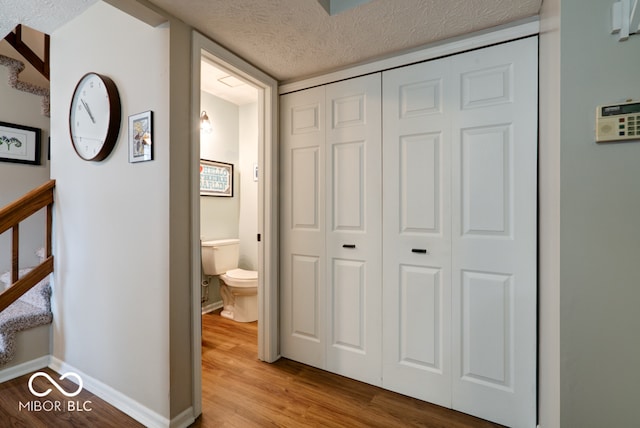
[190,30,279,418]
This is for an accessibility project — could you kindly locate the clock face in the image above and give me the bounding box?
[69,73,121,161]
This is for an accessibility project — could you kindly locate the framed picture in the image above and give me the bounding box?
[0,121,41,165]
[200,159,233,197]
[128,110,153,163]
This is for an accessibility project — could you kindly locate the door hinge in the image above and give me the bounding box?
[257,233,261,242]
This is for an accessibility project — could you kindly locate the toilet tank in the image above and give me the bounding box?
[201,239,240,275]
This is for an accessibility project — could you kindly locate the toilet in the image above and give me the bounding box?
[201,238,258,322]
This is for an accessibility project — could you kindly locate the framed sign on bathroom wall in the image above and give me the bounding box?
[200,159,233,197]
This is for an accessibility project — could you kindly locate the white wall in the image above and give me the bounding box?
[50,1,173,422]
[0,61,50,274]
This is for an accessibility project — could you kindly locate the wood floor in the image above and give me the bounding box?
[0,312,503,427]
[193,309,502,428]
[0,366,143,427]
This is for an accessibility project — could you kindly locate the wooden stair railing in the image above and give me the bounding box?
[0,180,55,313]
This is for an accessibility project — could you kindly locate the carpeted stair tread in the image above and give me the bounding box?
[0,273,52,366]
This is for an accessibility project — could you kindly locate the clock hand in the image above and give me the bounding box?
[81,98,96,124]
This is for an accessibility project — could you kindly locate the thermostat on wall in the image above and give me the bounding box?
[596,100,640,142]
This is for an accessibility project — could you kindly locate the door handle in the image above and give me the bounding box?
[343,244,356,249]
[412,248,428,254]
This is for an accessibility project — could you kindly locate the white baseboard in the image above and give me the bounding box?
[0,355,50,383]
[170,406,195,428]
[49,356,170,428]
[201,300,223,315]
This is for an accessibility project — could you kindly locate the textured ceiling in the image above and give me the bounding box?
[0,0,542,82]
[146,0,542,82]
[0,0,98,42]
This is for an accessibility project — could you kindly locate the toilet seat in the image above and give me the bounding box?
[220,268,258,288]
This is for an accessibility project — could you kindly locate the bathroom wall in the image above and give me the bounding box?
[199,92,258,310]
[238,102,258,271]
[200,91,239,241]
[200,91,239,308]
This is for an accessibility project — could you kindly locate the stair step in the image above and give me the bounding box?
[0,270,52,366]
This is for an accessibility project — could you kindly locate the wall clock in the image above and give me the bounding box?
[69,72,121,161]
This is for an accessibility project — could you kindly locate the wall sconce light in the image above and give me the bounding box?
[200,110,212,133]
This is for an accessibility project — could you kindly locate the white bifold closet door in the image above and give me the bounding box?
[325,75,382,385]
[280,74,382,385]
[381,53,453,408]
[450,38,537,427]
[382,37,537,428]
[281,36,537,428]
[280,86,327,369]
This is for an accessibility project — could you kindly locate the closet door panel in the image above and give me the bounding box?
[326,73,382,386]
[331,258,366,351]
[382,57,452,406]
[398,265,441,367]
[280,87,326,368]
[332,141,365,230]
[451,37,538,428]
[401,133,441,232]
[461,125,511,235]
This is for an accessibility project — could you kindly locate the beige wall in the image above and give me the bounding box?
[168,11,193,421]
[50,1,192,424]
[0,37,49,88]
[0,31,51,385]
[0,57,50,273]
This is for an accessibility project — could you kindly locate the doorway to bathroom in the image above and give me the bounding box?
[190,32,279,418]
[199,59,259,316]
